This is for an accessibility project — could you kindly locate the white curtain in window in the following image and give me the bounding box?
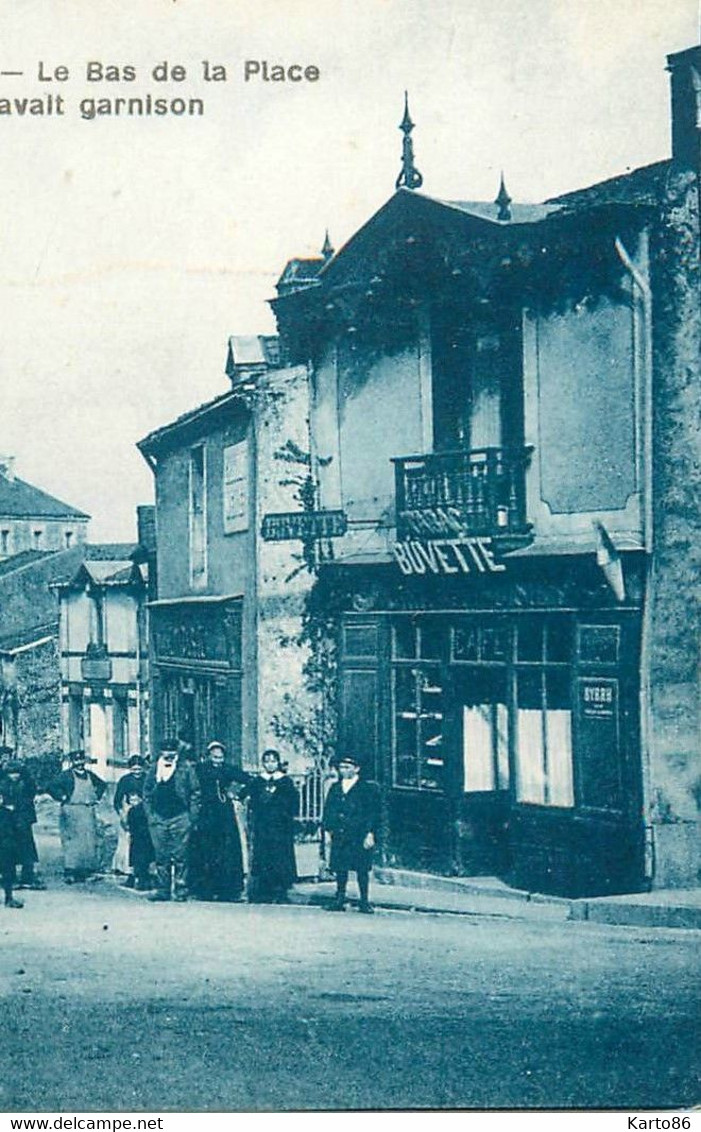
[496,702,510,789]
[546,709,574,807]
[463,705,494,792]
[516,709,544,803]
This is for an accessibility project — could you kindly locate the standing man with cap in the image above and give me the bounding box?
[48,751,107,883]
[0,760,45,890]
[143,739,201,902]
[323,754,380,913]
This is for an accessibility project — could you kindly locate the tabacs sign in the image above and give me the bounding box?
[261,509,348,542]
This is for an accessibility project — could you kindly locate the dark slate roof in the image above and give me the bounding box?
[0,549,53,578]
[138,388,246,456]
[61,559,145,588]
[276,256,326,296]
[85,543,139,561]
[546,160,671,211]
[0,474,89,520]
[443,199,557,224]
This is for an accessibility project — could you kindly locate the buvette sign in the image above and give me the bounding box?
[261,509,348,542]
[392,537,506,576]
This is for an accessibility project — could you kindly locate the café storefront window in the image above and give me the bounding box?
[452,621,510,794]
[389,614,575,802]
[392,620,445,790]
[515,617,574,807]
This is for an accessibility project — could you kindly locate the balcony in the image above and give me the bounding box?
[392,447,533,543]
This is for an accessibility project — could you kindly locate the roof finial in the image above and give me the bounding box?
[321,230,334,261]
[495,171,512,221]
[395,92,423,191]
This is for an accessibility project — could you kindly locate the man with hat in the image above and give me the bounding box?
[0,775,23,908]
[0,759,45,890]
[143,738,201,901]
[323,754,380,913]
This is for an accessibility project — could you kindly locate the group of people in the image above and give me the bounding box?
[0,740,380,914]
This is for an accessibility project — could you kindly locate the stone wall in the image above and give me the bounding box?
[647,165,701,886]
[0,547,84,761]
[9,636,62,759]
[254,364,321,775]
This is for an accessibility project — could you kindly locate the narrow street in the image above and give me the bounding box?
[1,878,698,1112]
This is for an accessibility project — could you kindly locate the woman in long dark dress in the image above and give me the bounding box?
[190,741,247,902]
[243,749,298,904]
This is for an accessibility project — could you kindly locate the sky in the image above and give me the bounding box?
[0,0,698,541]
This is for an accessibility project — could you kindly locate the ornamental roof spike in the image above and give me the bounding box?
[395,91,423,191]
[321,230,334,260]
[495,171,512,221]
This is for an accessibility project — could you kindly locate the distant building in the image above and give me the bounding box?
[0,491,152,772]
[137,335,319,773]
[0,457,89,560]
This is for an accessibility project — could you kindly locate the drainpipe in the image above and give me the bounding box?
[614,233,655,882]
[615,234,653,547]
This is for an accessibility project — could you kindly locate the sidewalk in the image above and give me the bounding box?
[295,843,701,928]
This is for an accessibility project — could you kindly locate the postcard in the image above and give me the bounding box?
[0,0,699,1118]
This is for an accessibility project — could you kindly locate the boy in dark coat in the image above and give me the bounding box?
[123,791,155,890]
[323,754,380,913]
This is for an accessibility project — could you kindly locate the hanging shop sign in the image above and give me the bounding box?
[261,509,348,542]
[392,537,506,576]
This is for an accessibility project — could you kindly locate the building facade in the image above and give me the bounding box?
[267,47,700,896]
[138,337,320,774]
[55,545,149,782]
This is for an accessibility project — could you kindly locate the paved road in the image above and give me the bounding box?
[1,880,698,1112]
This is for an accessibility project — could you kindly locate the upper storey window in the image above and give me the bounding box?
[189,445,207,587]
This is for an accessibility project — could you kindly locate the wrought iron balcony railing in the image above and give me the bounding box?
[392,447,533,542]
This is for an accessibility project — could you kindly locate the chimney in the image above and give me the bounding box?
[0,456,16,481]
[667,45,701,167]
[136,504,157,557]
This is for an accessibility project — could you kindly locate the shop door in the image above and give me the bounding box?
[451,665,511,875]
[572,620,645,895]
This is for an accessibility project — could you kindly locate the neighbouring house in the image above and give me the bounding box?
[137,334,321,778]
[54,534,151,783]
[263,46,700,896]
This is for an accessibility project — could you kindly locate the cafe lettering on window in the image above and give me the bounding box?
[392,537,506,577]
